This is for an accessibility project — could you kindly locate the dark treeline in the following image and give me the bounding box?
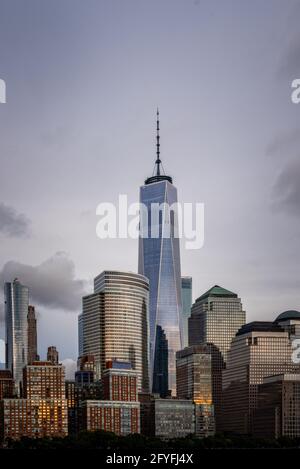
[1,431,300,450]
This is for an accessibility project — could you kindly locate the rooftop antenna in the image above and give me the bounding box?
[155,108,161,176]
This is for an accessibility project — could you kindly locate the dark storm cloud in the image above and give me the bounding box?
[0,252,87,312]
[0,203,31,238]
[273,158,300,215]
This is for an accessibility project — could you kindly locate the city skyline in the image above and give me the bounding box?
[1,0,300,371]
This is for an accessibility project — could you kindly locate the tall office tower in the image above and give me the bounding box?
[181,277,192,348]
[176,345,215,437]
[102,360,138,401]
[138,111,183,397]
[221,322,300,435]
[4,278,29,394]
[27,305,39,364]
[188,285,246,428]
[253,374,300,439]
[78,313,83,357]
[82,271,150,392]
[47,346,59,365]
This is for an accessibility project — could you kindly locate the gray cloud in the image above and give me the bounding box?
[0,252,87,312]
[0,203,31,238]
[278,34,300,79]
[278,3,300,79]
[266,128,300,159]
[272,158,300,215]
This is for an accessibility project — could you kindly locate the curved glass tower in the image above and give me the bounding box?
[82,270,150,392]
[138,111,183,396]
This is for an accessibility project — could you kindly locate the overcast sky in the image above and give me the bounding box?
[0,0,300,368]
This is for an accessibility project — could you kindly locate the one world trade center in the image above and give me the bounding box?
[138,111,183,396]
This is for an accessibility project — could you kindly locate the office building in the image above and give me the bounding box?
[102,360,138,402]
[188,285,246,428]
[23,361,65,399]
[181,277,192,348]
[176,345,215,437]
[80,400,140,436]
[0,361,68,440]
[27,305,39,364]
[82,270,150,392]
[79,361,140,436]
[77,354,95,373]
[253,374,300,439]
[4,278,29,394]
[221,322,300,434]
[139,396,195,439]
[66,378,102,435]
[138,111,183,396]
[0,370,14,399]
[275,310,300,341]
[47,346,59,365]
[78,313,83,357]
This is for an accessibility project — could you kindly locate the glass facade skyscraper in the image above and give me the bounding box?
[138,111,182,396]
[82,271,150,392]
[4,278,29,394]
[181,277,192,348]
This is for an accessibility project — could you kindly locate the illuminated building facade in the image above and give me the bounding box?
[176,345,215,437]
[79,361,140,436]
[188,285,246,429]
[80,400,140,435]
[102,360,138,402]
[0,362,68,440]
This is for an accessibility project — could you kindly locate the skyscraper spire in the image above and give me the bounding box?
[155,108,161,176]
[144,109,173,185]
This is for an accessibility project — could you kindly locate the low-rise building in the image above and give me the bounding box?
[80,400,140,435]
[253,374,300,439]
[139,395,195,439]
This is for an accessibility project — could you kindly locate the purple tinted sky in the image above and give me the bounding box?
[0,0,300,365]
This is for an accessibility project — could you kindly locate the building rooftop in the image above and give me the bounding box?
[195,285,237,302]
[263,374,300,384]
[236,321,283,336]
[275,310,300,322]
